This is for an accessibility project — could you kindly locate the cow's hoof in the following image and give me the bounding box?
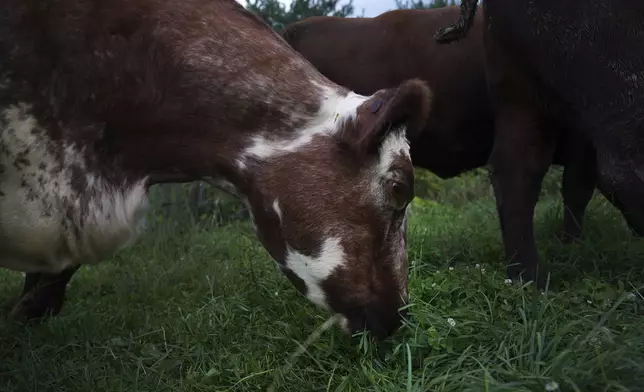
[8,292,65,322]
[507,267,547,290]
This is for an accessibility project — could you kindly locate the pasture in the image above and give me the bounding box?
[0,168,643,392]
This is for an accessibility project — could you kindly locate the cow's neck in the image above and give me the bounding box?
[118,79,353,194]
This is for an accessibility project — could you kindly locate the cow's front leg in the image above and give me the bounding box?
[20,272,43,298]
[489,107,555,288]
[595,151,644,238]
[10,264,81,321]
[2,272,42,313]
[560,140,598,243]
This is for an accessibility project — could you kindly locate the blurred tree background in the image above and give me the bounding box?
[244,0,456,32]
[395,0,456,9]
[245,0,356,31]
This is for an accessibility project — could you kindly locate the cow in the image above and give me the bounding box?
[434,0,644,286]
[281,7,611,273]
[0,0,434,340]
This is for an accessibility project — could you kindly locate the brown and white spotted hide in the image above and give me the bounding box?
[0,0,432,339]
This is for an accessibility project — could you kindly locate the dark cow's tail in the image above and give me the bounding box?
[433,0,479,44]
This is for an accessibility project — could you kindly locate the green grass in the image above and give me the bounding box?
[0,169,643,392]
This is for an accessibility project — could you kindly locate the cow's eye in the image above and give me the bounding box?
[387,179,411,210]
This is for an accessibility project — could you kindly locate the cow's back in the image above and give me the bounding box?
[284,7,496,178]
[484,0,644,151]
[0,0,328,274]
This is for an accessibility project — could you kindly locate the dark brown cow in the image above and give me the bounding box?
[435,0,644,286]
[0,0,434,340]
[282,8,605,262]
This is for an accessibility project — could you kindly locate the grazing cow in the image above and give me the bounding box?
[282,9,605,248]
[435,0,644,286]
[0,0,434,340]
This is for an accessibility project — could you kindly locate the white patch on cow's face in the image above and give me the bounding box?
[0,103,149,273]
[236,82,370,170]
[378,127,411,178]
[370,128,412,206]
[284,236,346,309]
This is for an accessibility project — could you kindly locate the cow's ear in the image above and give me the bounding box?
[337,79,432,155]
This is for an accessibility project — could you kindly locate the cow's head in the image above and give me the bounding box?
[236,79,432,339]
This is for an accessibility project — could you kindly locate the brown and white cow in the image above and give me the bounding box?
[435,0,644,286]
[0,0,433,340]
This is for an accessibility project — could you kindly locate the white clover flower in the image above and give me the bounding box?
[475,263,480,269]
[545,380,559,391]
[447,317,456,327]
[448,266,454,271]
[627,292,637,300]
[587,300,593,304]
[481,268,486,273]
[504,278,512,285]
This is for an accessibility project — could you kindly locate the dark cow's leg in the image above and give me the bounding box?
[2,272,42,313]
[564,141,644,238]
[488,107,556,288]
[482,25,557,288]
[10,264,81,321]
[20,273,43,298]
[598,186,644,237]
[595,152,644,237]
[560,142,598,243]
